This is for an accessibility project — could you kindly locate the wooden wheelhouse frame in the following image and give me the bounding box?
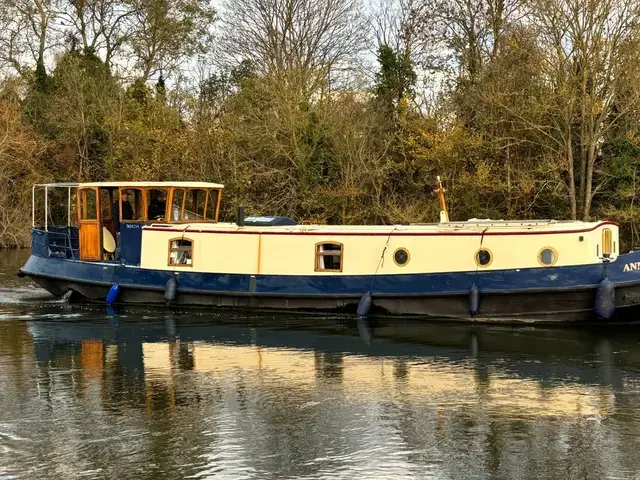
[31,181,225,263]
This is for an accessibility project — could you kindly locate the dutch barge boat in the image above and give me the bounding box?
[17,180,640,324]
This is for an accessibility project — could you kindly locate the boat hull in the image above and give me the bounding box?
[19,253,640,324]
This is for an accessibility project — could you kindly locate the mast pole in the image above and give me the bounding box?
[434,176,450,223]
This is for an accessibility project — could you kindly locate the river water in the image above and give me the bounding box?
[2,250,640,479]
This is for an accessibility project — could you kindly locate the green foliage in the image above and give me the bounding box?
[375,44,417,108]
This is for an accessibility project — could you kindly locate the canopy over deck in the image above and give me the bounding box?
[34,181,224,189]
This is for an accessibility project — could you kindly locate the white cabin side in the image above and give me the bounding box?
[139,221,619,275]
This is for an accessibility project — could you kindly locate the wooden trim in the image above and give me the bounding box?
[180,189,186,221]
[537,246,558,267]
[215,188,222,222]
[474,248,493,268]
[203,190,210,220]
[167,237,194,267]
[393,247,410,267]
[314,241,344,272]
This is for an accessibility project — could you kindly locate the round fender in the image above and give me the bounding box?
[164,277,178,305]
[595,278,615,320]
[357,292,372,318]
[106,284,120,305]
[469,283,480,317]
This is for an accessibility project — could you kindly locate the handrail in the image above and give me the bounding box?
[32,227,77,260]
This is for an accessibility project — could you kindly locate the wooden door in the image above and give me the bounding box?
[78,187,102,261]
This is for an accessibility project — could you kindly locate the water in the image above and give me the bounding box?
[2,250,640,479]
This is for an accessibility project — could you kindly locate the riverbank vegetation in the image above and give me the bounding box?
[2,0,640,248]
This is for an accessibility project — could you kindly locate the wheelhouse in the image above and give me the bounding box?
[31,181,224,264]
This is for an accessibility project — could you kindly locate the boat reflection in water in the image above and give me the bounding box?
[10,308,640,478]
[26,311,629,420]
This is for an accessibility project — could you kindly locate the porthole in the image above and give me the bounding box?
[538,247,558,267]
[393,248,410,266]
[475,248,493,267]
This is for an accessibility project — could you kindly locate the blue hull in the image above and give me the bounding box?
[19,251,640,323]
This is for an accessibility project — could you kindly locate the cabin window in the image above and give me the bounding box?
[475,248,492,267]
[184,189,206,221]
[315,242,343,272]
[100,189,112,221]
[147,189,168,221]
[538,247,558,266]
[602,228,612,256]
[119,188,145,222]
[393,248,410,266]
[205,190,220,221]
[169,188,218,222]
[171,189,185,221]
[78,188,98,220]
[168,238,193,266]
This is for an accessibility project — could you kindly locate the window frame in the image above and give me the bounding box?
[474,247,493,268]
[315,241,344,272]
[118,187,147,223]
[167,237,194,267]
[168,187,222,223]
[146,188,169,222]
[393,247,410,267]
[77,187,99,221]
[537,246,558,267]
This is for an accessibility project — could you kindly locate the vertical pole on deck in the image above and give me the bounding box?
[32,186,35,228]
[68,187,71,226]
[44,186,48,232]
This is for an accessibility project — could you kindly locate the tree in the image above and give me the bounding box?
[218,0,366,97]
[375,44,417,108]
[128,0,215,82]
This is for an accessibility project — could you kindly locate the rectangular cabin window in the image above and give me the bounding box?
[169,188,219,222]
[147,189,168,221]
[100,189,112,220]
[168,238,193,266]
[315,242,343,272]
[184,189,206,221]
[171,189,185,221]
[205,190,219,221]
[79,189,98,220]
[118,188,145,222]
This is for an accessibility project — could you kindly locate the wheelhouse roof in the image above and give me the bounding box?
[34,181,224,189]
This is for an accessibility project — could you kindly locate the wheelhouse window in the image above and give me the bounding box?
[168,238,193,266]
[205,189,220,221]
[184,189,206,221]
[169,188,221,222]
[78,188,98,220]
[118,188,145,222]
[147,189,168,221]
[315,242,343,272]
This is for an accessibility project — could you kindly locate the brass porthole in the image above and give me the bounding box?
[475,248,493,267]
[393,248,410,266]
[538,247,558,267]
